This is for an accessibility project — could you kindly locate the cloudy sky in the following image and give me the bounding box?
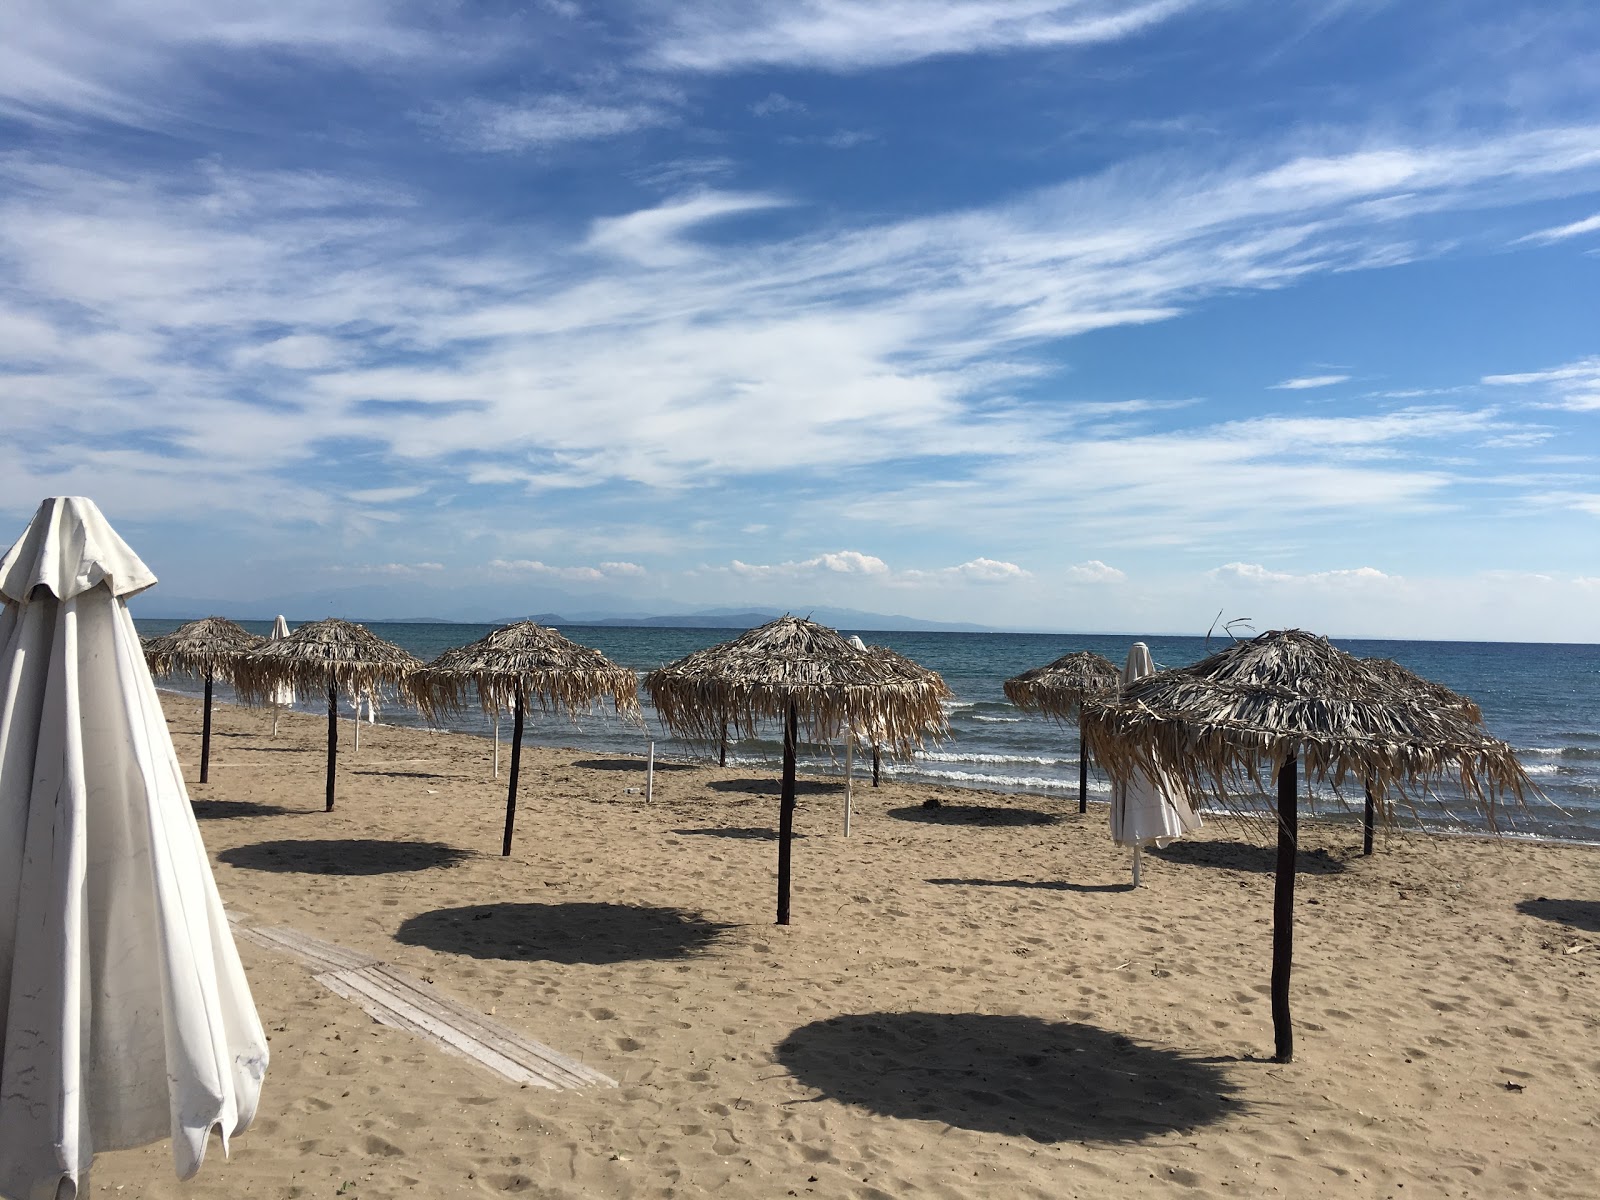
[3,1,1598,639]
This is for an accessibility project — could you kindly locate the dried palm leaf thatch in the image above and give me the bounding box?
[408,621,641,724]
[644,616,950,754]
[1003,650,1121,721]
[1360,656,1484,724]
[851,643,953,743]
[234,617,421,704]
[144,616,263,684]
[1081,629,1529,818]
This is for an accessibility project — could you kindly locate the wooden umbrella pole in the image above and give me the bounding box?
[1272,753,1299,1063]
[493,709,500,779]
[777,701,798,925]
[325,682,338,812]
[719,715,728,767]
[199,669,214,784]
[871,744,881,787]
[503,691,525,857]
[1363,780,1376,856]
[1077,714,1089,814]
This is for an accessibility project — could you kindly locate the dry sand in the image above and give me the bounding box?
[93,695,1598,1199]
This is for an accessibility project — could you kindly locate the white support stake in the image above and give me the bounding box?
[493,710,500,779]
[843,738,854,837]
[1132,844,1143,888]
[646,740,655,803]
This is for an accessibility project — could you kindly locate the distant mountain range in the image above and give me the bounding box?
[516,607,993,633]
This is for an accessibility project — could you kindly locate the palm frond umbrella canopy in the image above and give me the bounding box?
[267,615,295,737]
[1081,628,1531,1063]
[144,617,264,784]
[235,618,421,812]
[409,621,641,856]
[645,616,951,925]
[858,642,954,790]
[1355,657,1487,855]
[1003,650,1121,812]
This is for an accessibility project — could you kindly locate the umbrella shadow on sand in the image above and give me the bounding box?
[925,877,1136,893]
[190,800,295,820]
[219,838,470,875]
[573,757,697,773]
[1149,839,1348,876]
[1517,898,1600,932]
[395,902,730,964]
[672,826,807,841]
[888,804,1062,827]
[708,777,844,796]
[777,1012,1240,1143]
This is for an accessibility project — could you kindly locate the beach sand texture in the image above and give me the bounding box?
[91,695,1598,1199]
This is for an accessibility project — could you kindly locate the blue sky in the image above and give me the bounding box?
[2,1,1598,640]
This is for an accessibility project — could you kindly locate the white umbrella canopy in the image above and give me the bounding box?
[1108,642,1201,885]
[0,498,268,1197]
[268,615,295,736]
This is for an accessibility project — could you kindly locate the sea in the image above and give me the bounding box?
[134,621,1600,845]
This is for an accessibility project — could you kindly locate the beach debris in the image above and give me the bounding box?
[1504,1081,1526,1091]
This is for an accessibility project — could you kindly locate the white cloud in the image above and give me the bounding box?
[430,96,676,152]
[1483,356,1600,412]
[346,486,427,504]
[1064,559,1126,583]
[645,0,1198,72]
[584,190,791,267]
[333,561,446,576]
[1208,563,1399,587]
[1271,373,1350,390]
[1513,211,1600,245]
[488,559,647,580]
[730,551,891,578]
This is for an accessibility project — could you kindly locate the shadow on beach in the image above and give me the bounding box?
[1517,897,1600,932]
[671,826,805,840]
[888,804,1062,827]
[777,1011,1240,1142]
[191,799,295,819]
[572,757,697,773]
[1150,839,1347,876]
[219,838,471,875]
[925,877,1136,893]
[350,768,454,780]
[708,777,844,796]
[395,902,730,964]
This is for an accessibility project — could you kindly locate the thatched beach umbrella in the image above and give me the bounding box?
[1004,650,1120,812]
[144,617,264,784]
[235,618,421,812]
[1082,629,1530,1063]
[409,622,641,856]
[645,616,950,924]
[856,642,953,794]
[1357,657,1487,855]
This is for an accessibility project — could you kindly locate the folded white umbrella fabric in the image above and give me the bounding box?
[0,497,268,1199]
[1109,642,1201,881]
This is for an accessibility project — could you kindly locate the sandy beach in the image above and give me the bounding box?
[93,694,1599,1199]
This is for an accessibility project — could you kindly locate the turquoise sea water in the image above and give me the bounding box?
[137,621,1600,844]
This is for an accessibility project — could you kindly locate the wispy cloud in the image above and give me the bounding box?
[427,95,678,152]
[644,0,1199,72]
[1207,562,1399,587]
[1271,373,1350,390]
[1513,211,1600,245]
[1483,356,1600,412]
[1065,560,1126,583]
[488,559,648,580]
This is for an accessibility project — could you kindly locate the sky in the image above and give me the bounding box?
[2,1,1598,640]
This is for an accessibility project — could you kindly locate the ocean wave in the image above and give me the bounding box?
[886,765,1111,793]
[968,715,1023,724]
[1522,763,1562,777]
[915,751,1074,767]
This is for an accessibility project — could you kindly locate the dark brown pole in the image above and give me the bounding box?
[325,683,338,811]
[1363,781,1376,856]
[1077,714,1089,814]
[719,714,728,767]
[503,691,525,857]
[871,744,881,787]
[776,701,798,925]
[199,669,214,784]
[1272,753,1298,1063]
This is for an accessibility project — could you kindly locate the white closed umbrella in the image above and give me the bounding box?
[0,497,268,1197]
[1110,642,1201,885]
[269,615,294,737]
